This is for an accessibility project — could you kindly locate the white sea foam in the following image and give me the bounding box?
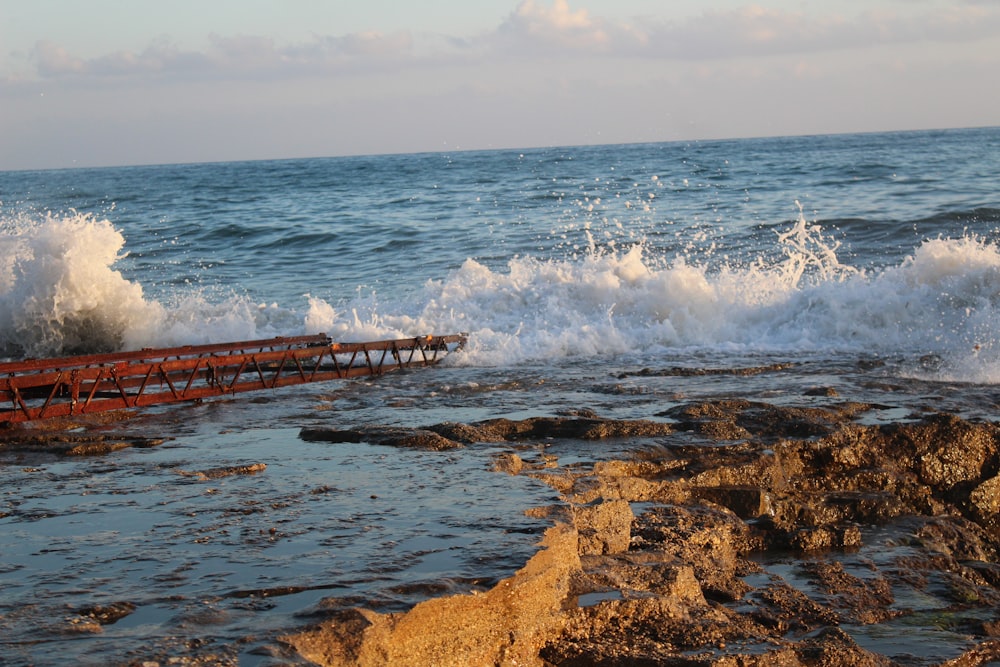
[0,210,288,356]
[4,208,1000,383]
[308,208,1000,383]
[0,210,161,356]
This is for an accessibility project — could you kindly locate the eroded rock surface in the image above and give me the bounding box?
[0,432,167,456]
[283,523,580,667]
[287,402,1000,666]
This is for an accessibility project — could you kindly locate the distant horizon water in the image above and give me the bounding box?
[4,122,997,173]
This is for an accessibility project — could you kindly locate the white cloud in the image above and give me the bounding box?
[501,0,609,47]
[28,29,418,81]
[33,41,87,77]
[494,2,1000,60]
[23,2,1000,83]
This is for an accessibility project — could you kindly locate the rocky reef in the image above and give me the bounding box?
[287,401,1000,666]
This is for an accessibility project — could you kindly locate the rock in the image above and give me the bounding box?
[634,503,753,601]
[572,499,633,555]
[76,601,137,625]
[576,554,707,606]
[282,524,581,667]
[895,414,997,489]
[491,452,524,475]
[434,416,674,443]
[177,463,266,480]
[970,474,1000,525]
[0,433,166,456]
[661,399,863,441]
[795,627,895,667]
[284,407,1000,667]
[300,426,463,450]
[693,485,775,519]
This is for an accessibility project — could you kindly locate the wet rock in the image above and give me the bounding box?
[0,433,166,456]
[943,640,1000,666]
[177,462,267,480]
[300,426,464,450]
[970,474,1000,527]
[426,421,496,444]
[491,452,524,475]
[431,416,674,443]
[62,617,104,634]
[751,580,840,632]
[661,399,868,441]
[622,362,796,378]
[782,524,863,551]
[910,516,997,562]
[794,627,895,667]
[692,486,775,519]
[286,407,1000,667]
[76,600,137,625]
[800,560,896,624]
[302,416,676,450]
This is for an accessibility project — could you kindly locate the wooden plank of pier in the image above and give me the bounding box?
[0,333,466,424]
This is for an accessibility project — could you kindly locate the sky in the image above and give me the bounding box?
[1,0,999,170]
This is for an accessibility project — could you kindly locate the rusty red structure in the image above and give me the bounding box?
[0,333,466,424]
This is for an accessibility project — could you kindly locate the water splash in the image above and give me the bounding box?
[0,210,159,357]
[5,207,1000,383]
[772,201,859,287]
[0,210,290,357]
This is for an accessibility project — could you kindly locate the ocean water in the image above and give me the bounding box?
[2,126,1000,664]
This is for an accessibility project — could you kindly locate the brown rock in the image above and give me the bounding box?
[300,426,463,450]
[491,452,524,475]
[177,462,266,480]
[284,408,1000,666]
[794,627,895,667]
[635,503,753,601]
[572,499,633,555]
[283,523,581,667]
[694,485,775,519]
[970,474,1000,525]
[577,554,707,606]
[896,414,996,489]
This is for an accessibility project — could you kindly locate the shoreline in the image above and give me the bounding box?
[284,402,1000,666]
[2,396,999,665]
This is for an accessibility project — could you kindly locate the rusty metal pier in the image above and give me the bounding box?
[0,333,466,424]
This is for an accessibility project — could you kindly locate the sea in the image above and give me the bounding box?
[1,126,999,665]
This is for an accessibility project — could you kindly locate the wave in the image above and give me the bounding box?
[3,207,1000,384]
[0,210,298,357]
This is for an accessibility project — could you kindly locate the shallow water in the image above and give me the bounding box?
[0,374,560,665]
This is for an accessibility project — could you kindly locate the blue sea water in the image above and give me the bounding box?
[1,126,1000,664]
[2,127,1000,375]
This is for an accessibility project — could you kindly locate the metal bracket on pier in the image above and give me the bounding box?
[0,333,466,424]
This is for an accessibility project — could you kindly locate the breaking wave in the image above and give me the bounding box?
[3,207,1000,383]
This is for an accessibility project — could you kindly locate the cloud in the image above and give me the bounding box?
[495,1,1000,60]
[33,41,88,77]
[24,1,1000,82]
[34,38,210,78]
[500,0,609,48]
[29,29,416,81]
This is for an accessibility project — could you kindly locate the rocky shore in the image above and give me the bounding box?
[287,400,1000,666]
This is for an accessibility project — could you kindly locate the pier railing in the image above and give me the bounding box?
[0,333,466,424]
